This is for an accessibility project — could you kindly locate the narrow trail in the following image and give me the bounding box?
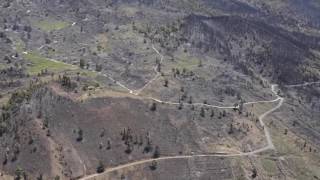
[132,45,164,95]
[285,81,320,88]
[26,45,240,108]
[96,45,164,96]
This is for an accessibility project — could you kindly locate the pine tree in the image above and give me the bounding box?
[200,107,205,117]
[96,161,105,173]
[150,102,157,111]
[164,79,168,87]
[153,146,160,158]
[149,161,157,171]
[210,109,214,117]
[80,59,85,69]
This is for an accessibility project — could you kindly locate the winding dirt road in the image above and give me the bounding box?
[79,84,283,180]
[79,81,320,180]
[28,45,319,179]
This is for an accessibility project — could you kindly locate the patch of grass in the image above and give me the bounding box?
[24,51,100,79]
[175,57,199,69]
[288,157,319,180]
[46,48,57,56]
[13,37,26,52]
[173,52,200,70]
[24,52,76,75]
[261,159,277,174]
[270,121,320,179]
[308,162,320,179]
[79,70,97,78]
[33,19,69,32]
[119,6,139,17]
[271,126,300,155]
[94,33,113,53]
[0,94,10,108]
[0,63,7,70]
[273,135,299,155]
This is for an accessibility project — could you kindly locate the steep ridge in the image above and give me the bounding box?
[181,14,320,84]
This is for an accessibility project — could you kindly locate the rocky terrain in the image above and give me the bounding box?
[0,0,320,180]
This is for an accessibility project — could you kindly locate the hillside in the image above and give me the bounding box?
[0,0,320,180]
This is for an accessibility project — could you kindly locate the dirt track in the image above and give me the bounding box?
[28,45,319,180]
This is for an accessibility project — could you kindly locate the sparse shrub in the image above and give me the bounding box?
[150,102,156,111]
[125,144,132,154]
[82,84,88,91]
[0,122,8,137]
[153,146,160,158]
[94,82,100,88]
[188,96,193,104]
[222,110,226,117]
[156,64,161,72]
[164,79,168,87]
[100,129,105,137]
[251,168,257,178]
[12,24,19,31]
[210,109,214,117]
[198,59,202,67]
[119,174,125,180]
[37,174,43,180]
[80,59,85,69]
[176,69,180,75]
[106,140,111,150]
[43,118,48,128]
[11,153,18,162]
[138,135,143,146]
[238,101,244,114]
[96,161,105,173]
[23,25,32,33]
[200,107,205,117]
[46,129,51,137]
[0,32,5,38]
[182,91,189,100]
[2,154,8,165]
[96,64,102,72]
[149,161,157,171]
[144,138,153,153]
[97,45,103,51]
[61,75,72,88]
[14,167,25,180]
[228,124,234,134]
[45,38,51,44]
[76,129,83,142]
[31,147,37,153]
